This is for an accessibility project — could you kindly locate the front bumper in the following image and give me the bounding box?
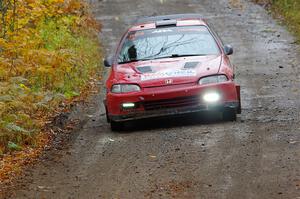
[110,101,240,122]
[106,82,241,122]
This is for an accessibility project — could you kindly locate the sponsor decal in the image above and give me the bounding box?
[178,28,206,32]
[152,29,173,33]
[141,69,196,81]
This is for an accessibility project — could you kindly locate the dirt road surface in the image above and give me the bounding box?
[2,0,300,198]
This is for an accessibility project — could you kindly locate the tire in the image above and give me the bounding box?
[222,109,237,121]
[110,121,124,131]
[105,107,110,123]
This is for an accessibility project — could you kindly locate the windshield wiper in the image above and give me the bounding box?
[118,54,208,64]
[152,54,208,60]
[118,58,151,64]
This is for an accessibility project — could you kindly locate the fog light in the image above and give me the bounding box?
[203,92,220,103]
[122,102,135,109]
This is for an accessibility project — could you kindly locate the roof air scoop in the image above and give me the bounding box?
[155,19,177,27]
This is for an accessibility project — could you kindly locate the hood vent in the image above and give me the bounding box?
[136,66,153,73]
[184,62,199,69]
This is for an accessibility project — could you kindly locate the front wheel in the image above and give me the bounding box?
[222,109,237,121]
[110,121,124,131]
[105,107,110,123]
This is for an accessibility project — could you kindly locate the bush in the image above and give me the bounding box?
[0,0,102,154]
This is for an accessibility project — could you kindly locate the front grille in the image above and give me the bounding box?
[143,95,201,111]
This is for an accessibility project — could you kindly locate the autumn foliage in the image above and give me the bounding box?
[0,0,102,154]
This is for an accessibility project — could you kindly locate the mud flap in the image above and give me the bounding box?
[236,85,241,114]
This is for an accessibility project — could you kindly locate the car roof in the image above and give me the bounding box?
[129,14,207,31]
[135,14,203,24]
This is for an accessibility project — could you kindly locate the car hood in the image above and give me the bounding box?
[114,55,222,88]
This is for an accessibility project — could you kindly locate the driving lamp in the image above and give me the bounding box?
[203,92,220,103]
[122,102,135,109]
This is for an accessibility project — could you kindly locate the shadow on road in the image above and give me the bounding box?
[119,112,233,133]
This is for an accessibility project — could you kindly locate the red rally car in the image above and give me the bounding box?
[104,14,241,131]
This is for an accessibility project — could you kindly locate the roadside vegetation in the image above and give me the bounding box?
[0,0,101,156]
[254,0,300,42]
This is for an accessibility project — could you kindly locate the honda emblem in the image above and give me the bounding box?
[165,79,173,84]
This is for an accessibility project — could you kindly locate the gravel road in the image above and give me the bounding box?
[2,0,300,198]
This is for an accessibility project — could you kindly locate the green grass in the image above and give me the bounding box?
[273,0,300,41]
[0,15,102,154]
[37,17,101,96]
[255,0,300,42]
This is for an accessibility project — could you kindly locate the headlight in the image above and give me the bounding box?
[111,84,141,93]
[198,75,228,85]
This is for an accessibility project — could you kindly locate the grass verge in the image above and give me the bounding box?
[253,0,300,43]
[0,0,102,183]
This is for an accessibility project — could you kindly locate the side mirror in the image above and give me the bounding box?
[104,56,113,67]
[224,45,233,55]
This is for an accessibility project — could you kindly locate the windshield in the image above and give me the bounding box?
[118,26,220,64]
